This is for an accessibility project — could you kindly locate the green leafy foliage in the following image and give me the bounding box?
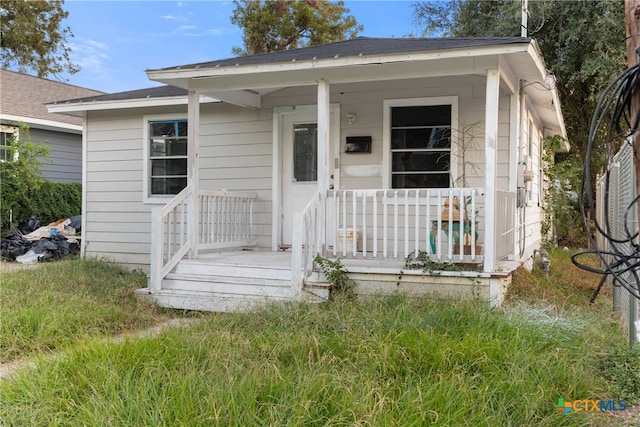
[0,124,80,232]
[413,0,627,243]
[541,136,586,246]
[314,255,356,300]
[0,0,79,77]
[231,0,363,56]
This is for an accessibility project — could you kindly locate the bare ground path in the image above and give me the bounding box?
[0,317,199,380]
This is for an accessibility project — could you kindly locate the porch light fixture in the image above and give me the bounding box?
[346,113,357,124]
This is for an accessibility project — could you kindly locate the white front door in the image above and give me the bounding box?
[277,106,340,247]
[282,112,320,246]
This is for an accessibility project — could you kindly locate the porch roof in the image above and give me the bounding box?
[149,37,530,71]
[46,36,568,146]
[146,36,566,146]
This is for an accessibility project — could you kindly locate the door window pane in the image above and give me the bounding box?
[293,123,317,182]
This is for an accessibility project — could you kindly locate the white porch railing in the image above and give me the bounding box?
[198,190,258,251]
[150,185,194,292]
[150,186,257,292]
[326,188,485,262]
[292,191,325,291]
[495,190,516,260]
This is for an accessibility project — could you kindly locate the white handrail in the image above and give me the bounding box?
[150,184,194,292]
[292,191,325,290]
[150,186,258,293]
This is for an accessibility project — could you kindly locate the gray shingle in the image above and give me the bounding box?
[49,37,530,106]
[151,36,530,71]
[50,84,187,105]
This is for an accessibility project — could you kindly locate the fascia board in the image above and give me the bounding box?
[186,55,501,92]
[0,114,82,133]
[147,44,530,83]
[46,95,220,115]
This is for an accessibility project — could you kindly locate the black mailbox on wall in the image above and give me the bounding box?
[345,136,372,153]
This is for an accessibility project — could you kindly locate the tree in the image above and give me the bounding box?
[231,0,363,56]
[413,0,627,245]
[0,0,79,78]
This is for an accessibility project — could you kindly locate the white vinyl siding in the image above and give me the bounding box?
[82,75,517,270]
[84,111,148,269]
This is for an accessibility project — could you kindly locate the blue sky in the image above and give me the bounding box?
[57,0,420,94]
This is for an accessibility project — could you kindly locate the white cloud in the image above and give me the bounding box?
[67,38,119,87]
[69,39,111,70]
[177,25,197,31]
[205,28,225,36]
[161,15,178,20]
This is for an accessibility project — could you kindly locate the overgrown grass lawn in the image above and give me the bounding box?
[1,252,638,426]
[0,258,179,363]
[1,295,632,425]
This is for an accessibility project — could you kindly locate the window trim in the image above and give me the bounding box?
[382,97,459,189]
[0,125,20,162]
[142,114,188,204]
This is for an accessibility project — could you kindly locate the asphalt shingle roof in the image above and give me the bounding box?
[0,69,103,126]
[50,84,187,105]
[151,36,530,71]
[48,37,531,106]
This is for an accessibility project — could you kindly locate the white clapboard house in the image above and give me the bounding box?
[48,37,568,311]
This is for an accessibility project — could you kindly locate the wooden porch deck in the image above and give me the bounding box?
[196,248,519,275]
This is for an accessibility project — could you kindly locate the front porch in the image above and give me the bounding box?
[139,186,517,311]
[138,246,516,312]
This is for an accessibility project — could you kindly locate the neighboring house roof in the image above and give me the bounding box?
[0,69,103,132]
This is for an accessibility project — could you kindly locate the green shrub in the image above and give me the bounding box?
[0,123,81,233]
[1,180,82,233]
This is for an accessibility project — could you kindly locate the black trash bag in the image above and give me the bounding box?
[17,217,41,235]
[32,238,62,261]
[48,235,79,257]
[68,215,82,233]
[0,234,33,260]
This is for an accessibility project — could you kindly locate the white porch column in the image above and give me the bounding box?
[317,79,330,192]
[187,90,200,258]
[484,70,499,273]
[317,79,330,253]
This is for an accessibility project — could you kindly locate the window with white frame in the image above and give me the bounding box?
[0,126,19,162]
[390,104,452,188]
[148,119,188,196]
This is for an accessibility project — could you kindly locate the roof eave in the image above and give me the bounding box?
[46,95,220,116]
[0,114,83,133]
[146,43,531,90]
